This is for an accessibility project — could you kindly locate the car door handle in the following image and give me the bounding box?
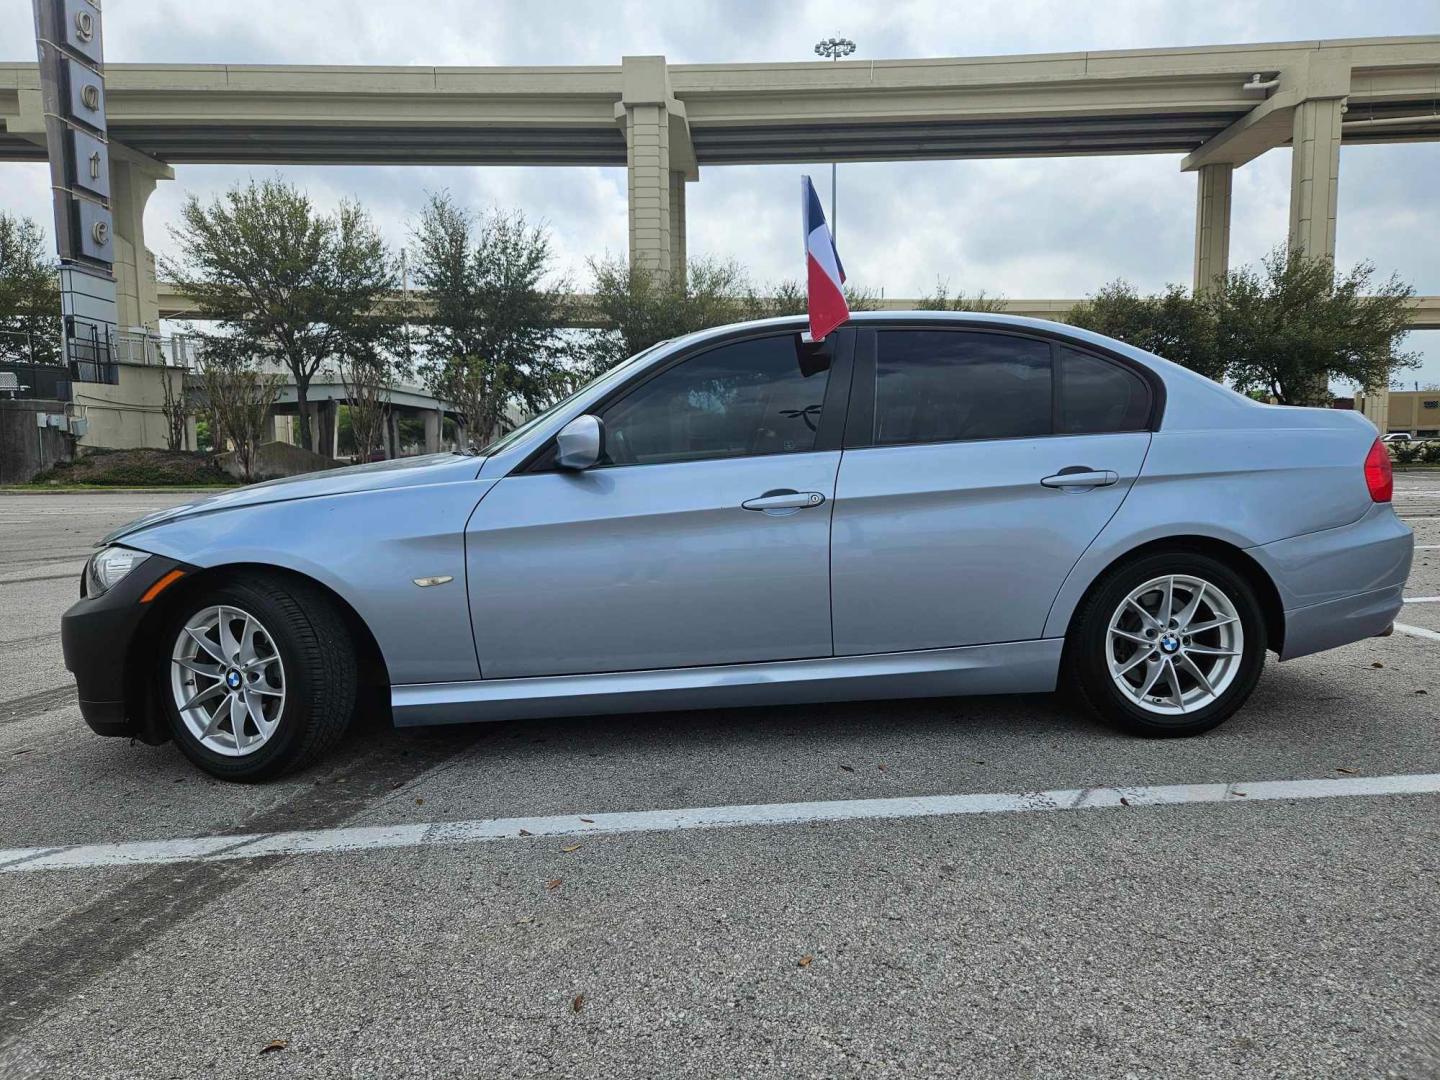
[1041,468,1119,490]
[741,489,826,512]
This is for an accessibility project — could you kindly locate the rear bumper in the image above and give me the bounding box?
[61,553,192,738]
[1249,504,1414,661]
[1278,583,1405,661]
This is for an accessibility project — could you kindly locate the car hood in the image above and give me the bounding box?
[103,452,487,545]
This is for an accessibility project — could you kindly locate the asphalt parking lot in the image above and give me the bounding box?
[1,479,1438,1079]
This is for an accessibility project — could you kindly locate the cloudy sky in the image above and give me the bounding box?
[3,0,1437,384]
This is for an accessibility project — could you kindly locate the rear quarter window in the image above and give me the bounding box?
[1057,346,1151,434]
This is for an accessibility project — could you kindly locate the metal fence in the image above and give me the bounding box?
[0,327,199,401]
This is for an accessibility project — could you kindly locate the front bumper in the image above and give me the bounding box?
[1249,503,1414,661]
[61,552,194,738]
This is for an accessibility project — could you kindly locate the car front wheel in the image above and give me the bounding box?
[1068,552,1267,737]
[159,576,357,781]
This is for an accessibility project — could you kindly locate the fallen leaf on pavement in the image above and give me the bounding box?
[839,765,855,773]
[1336,767,1357,774]
[518,829,533,836]
[572,994,586,1012]
[260,1040,287,1055]
[1120,797,1130,807]
[797,955,813,968]
[561,844,582,853]
[415,798,425,805]
[579,818,594,823]
[1371,662,1384,669]
[546,878,563,891]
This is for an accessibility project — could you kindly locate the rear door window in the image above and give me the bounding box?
[873,330,1052,445]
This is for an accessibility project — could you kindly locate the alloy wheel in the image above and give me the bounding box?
[1105,574,1244,716]
[170,604,287,756]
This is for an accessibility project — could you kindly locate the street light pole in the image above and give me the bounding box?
[813,36,856,239]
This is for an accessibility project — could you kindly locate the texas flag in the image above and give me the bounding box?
[802,175,849,341]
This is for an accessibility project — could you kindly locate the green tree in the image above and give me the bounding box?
[192,339,282,484]
[587,256,877,372]
[162,179,400,451]
[409,193,573,442]
[0,213,61,366]
[1068,281,1223,381]
[917,280,1009,314]
[1212,246,1417,406]
[587,256,757,370]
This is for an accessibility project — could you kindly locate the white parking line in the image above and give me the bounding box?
[1395,623,1440,644]
[1,772,1437,874]
[1404,597,1440,603]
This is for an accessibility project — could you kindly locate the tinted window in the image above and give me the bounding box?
[874,331,1051,445]
[1058,347,1151,434]
[599,335,830,466]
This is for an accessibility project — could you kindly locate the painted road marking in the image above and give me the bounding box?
[1403,597,1440,603]
[1395,623,1440,644]
[1,773,1437,875]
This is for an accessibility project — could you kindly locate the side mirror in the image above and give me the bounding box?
[555,414,604,470]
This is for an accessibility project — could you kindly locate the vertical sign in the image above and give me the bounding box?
[33,0,117,386]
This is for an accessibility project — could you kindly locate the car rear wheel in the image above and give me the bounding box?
[159,576,357,781]
[1068,552,1267,737]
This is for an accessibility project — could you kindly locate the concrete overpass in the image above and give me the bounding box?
[4,35,1439,433]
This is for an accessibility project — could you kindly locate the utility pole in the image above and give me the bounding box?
[813,37,856,238]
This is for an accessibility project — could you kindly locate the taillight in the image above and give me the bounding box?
[1364,437,1393,503]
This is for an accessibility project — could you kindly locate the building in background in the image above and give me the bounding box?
[1357,390,1440,437]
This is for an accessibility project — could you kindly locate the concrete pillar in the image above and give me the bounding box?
[619,56,695,284]
[669,170,687,286]
[625,100,671,279]
[108,148,172,331]
[1360,390,1390,434]
[1192,163,1232,295]
[424,409,441,453]
[1288,97,1343,263]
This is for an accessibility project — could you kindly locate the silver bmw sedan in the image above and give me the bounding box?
[62,313,1414,780]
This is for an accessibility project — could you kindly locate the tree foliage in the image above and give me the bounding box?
[1066,248,1416,403]
[337,354,391,462]
[1213,246,1417,406]
[586,257,760,370]
[193,343,282,483]
[1068,281,1224,382]
[917,280,1009,314]
[409,193,573,442]
[0,212,61,366]
[586,256,878,374]
[162,179,400,450]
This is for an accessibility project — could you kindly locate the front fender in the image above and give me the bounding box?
[127,478,496,684]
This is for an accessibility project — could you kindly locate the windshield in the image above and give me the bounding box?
[477,341,670,457]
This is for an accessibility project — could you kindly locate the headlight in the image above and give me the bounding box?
[86,546,151,597]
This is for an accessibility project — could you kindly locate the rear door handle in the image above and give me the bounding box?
[741,489,826,513]
[1041,468,1119,490]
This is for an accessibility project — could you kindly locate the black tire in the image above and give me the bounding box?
[157,576,357,781]
[1066,551,1267,738]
